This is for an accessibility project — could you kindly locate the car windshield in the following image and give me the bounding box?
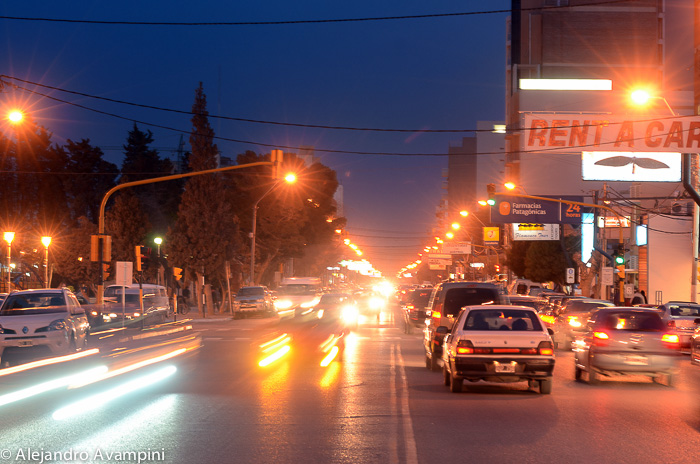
[0,293,67,316]
[567,301,613,312]
[409,290,431,307]
[600,311,665,331]
[667,304,700,317]
[319,294,349,305]
[463,309,543,331]
[278,284,318,296]
[237,287,265,297]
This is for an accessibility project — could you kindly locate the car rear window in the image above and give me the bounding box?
[667,304,700,317]
[600,311,665,331]
[443,288,502,317]
[567,300,613,312]
[409,290,431,307]
[463,309,543,331]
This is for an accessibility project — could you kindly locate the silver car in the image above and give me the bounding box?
[234,286,274,318]
[656,301,700,349]
[574,307,680,386]
[0,288,90,366]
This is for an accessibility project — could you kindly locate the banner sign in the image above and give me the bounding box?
[523,114,700,154]
[512,224,560,241]
[483,227,500,245]
[582,151,681,182]
[490,196,584,224]
[598,216,631,228]
[442,242,472,255]
[428,253,452,270]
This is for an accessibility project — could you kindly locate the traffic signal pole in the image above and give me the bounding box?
[96,161,273,304]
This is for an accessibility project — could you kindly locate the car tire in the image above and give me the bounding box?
[443,364,450,386]
[539,378,553,394]
[588,370,600,385]
[425,354,432,370]
[449,373,463,393]
[429,352,440,372]
[574,365,583,381]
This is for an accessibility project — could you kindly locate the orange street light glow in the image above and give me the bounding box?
[7,110,23,124]
[451,222,460,230]
[478,200,488,206]
[284,173,297,183]
[459,210,469,217]
[504,182,516,190]
[445,232,454,239]
[630,89,651,106]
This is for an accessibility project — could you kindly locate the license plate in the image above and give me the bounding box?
[624,355,648,365]
[18,340,33,347]
[495,363,515,373]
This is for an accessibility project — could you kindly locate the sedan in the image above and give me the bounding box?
[574,307,680,386]
[441,305,555,394]
[656,301,700,349]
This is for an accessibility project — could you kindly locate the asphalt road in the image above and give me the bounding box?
[1,303,699,464]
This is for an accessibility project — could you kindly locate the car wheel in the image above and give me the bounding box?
[449,373,463,393]
[442,364,450,386]
[539,378,553,394]
[425,354,432,370]
[429,352,440,372]
[574,365,583,381]
[588,370,600,385]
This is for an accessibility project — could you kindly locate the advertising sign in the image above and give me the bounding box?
[512,224,560,241]
[115,261,133,286]
[490,196,584,224]
[597,216,631,228]
[582,151,681,182]
[522,114,700,154]
[442,242,472,255]
[483,227,500,245]
[428,253,452,270]
[601,267,613,286]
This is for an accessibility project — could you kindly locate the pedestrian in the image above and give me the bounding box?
[631,288,645,306]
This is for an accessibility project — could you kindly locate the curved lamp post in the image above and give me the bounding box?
[41,236,51,287]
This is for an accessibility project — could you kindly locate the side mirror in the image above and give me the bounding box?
[436,326,450,335]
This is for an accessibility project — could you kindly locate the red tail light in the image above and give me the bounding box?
[456,339,474,354]
[537,340,554,355]
[431,302,443,320]
[406,304,415,310]
[593,331,609,347]
[662,333,680,349]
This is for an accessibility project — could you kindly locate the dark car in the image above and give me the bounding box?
[402,288,432,334]
[423,281,509,371]
[550,298,614,350]
[574,307,680,385]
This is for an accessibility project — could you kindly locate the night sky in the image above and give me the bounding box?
[0,1,510,276]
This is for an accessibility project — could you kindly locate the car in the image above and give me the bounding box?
[0,288,90,366]
[549,298,614,350]
[507,295,541,310]
[314,293,358,329]
[233,286,274,318]
[573,307,680,386]
[423,281,509,371]
[88,284,172,326]
[690,326,700,365]
[656,301,700,349]
[402,287,432,334]
[441,305,555,394]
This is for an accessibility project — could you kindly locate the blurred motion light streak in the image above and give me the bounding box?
[0,349,100,377]
[320,345,340,367]
[52,365,177,421]
[258,345,291,367]
[0,366,108,407]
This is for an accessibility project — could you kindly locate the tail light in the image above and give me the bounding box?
[537,340,554,355]
[406,304,415,310]
[567,316,582,328]
[431,302,443,321]
[662,333,680,349]
[456,339,474,355]
[667,320,676,329]
[593,331,609,347]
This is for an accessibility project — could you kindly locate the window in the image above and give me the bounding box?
[464,309,543,331]
[601,312,664,331]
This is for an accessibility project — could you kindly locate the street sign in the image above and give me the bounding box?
[442,242,472,255]
[513,224,560,241]
[601,267,613,286]
[490,195,585,224]
[115,261,133,286]
[624,283,635,299]
[566,267,575,284]
[428,253,452,270]
[483,227,500,245]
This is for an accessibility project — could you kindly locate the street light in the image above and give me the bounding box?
[7,110,23,124]
[41,236,51,288]
[250,175,297,285]
[154,237,163,286]
[4,232,14,292]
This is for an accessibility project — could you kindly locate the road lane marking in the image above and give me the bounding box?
[396,345,418,464]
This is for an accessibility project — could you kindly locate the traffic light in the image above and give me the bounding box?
[614,253,625,278]
[494,264,500,273]
[135,245,149,272]
[102,263,110,280]
[486,183,496,206]
[271,149,284,179]
[173,267,183,281]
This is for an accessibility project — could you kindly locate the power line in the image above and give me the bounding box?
[0,2,632,27]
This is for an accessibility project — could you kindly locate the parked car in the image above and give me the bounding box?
[234,286,275,318]
[690,326,700,365]
[0,288,90,366]
[441,305,555,394]
[549,298,614,350]
[87,284,171,327]
[423,281,509,371]
[573,307,680,385]
[656,301,700,349]
[402,287,432,334]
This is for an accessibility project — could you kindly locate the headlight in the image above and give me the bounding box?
[274,300,293,310]
[568,316,582,328]
[300,297,321,309]
[369,297,384,310]
[341,305,359,323]
[47,319,67,331]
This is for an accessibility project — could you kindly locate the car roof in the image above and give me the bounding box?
[8,288,65,295]
[594,306,660,313]
[464,305,536,312]
[438,281,500,289]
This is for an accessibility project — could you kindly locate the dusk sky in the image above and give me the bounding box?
[0,1,510,276]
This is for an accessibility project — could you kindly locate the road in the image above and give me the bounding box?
[1,302,699,464]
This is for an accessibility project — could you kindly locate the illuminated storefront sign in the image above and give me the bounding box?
[582,151,681,182]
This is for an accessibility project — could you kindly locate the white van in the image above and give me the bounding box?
[508,279,543,296]
[99,283,171,325]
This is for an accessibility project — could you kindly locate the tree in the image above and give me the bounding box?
[105,192,151,263]
[506,241,530,278]
[63,139,119,224]
[51,216,99,294]
[167,83,240,313]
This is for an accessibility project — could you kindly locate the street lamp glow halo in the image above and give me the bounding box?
[41,236,52,247]
[504,182,516,190]
[4,232,14,244]
[154,237,163,245]
[7,110,23,124]
[630,89,651,106]
[284,173,297,183]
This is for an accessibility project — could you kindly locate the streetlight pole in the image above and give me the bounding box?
[154,237,162,286]
[3,232,13,292]
[41,236,51,288]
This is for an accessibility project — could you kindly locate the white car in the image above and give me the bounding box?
[0,288,90,366]
[441,305,555,394]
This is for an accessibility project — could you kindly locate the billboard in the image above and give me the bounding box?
[428,253,452,270]
[512,224,560,241]
[490,196,584,224]
[442,242,472,255]
[582,151,681,182]
[522,114,700,154]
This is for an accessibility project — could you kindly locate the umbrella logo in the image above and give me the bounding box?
[594,156,669,174]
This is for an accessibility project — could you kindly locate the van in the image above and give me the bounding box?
[508,279,543,296]
[96,284,171,326]
[423,281,509,371]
